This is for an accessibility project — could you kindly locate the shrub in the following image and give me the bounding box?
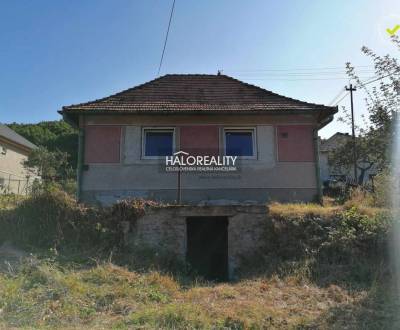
[239,204,392,285]
[0,189,164,251]
[372,170,391,207]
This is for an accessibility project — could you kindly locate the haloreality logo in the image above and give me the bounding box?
[165,151,238,172]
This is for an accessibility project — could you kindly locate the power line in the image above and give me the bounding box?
[329,72,395,105]
[332,91,349,106]
[357,73,394,87]
[237,76,374,82]
[328,88,347,106]
[234,71,375,77]
[157,0,176,76]
[226,65,374,73]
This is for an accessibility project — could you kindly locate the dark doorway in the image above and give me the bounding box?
[186,217,228,281]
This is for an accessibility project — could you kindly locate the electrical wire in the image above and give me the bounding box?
[328,88,346,106]
[234,71,375,77]
[157,0,176,76]
[238,76,374,81]
[332,92,349,106]
[357,73,394,87]
[226,65,373,73]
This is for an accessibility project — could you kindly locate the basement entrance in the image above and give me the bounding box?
[186,217,228,281]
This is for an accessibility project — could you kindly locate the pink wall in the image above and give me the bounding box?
[277,125,314,162]
[85,126,121,163]
[180,126,219,155]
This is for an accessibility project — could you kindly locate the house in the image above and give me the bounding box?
[61,74,337,205]
[319,132,377,185]
[61,74,337,279]
[0,124,38,195]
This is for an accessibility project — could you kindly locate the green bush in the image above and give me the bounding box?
[265,207,390,262]
[0,189,163,251]
[239,206,391,285]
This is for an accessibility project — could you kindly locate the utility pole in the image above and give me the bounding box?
[345,84,358,183]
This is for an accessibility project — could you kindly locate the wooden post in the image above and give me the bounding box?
[345,84,358,183]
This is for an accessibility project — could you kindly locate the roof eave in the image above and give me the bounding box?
[317,106,338,129]
[61,107,335,116]
[0,136,37,153]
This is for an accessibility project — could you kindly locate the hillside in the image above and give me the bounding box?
[7,120,78,169]
[0,191,397,329]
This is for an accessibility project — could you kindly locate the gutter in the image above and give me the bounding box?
[59,108,337,127]
[317,106,338,129]
[313,128,322,204]
[60,108,335,116]
[313,106,337,204]
[76,126,85,201]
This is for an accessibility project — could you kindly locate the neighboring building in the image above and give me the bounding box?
[0,124,38,194]
[61,74,337,205]
[319,132,377,185]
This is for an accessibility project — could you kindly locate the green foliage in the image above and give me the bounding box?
[0,189,164,251]
[8,120,78,169]
[372,170,391,207]
[241,206,391,286]
[330,36,400,180]
[0,195,397,329]
[0,194,25,210]
[24,146,74,182]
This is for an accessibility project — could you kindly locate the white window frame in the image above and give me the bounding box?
[142,127,176,159]
[223,127,257,159]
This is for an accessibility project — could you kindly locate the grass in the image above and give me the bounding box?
[269,192,387,218]
[269,201,341,218]
[0,194,25,210]
[0,258,397,329]
[0,190,396,329]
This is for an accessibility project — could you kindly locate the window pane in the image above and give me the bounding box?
[145,131,173,156]
[225,131,253,156]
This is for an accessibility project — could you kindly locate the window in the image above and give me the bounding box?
[224,129,255,157]
[143,129,174,157]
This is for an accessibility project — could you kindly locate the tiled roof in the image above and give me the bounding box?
[61,74,337,115]
[320,132,351,152]
[0,124,37,150]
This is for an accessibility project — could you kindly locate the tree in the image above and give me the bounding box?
[24,147,74,184]
[329,36,400,184]
[9,120,78,170]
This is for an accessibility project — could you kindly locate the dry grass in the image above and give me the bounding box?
[0,261,395,329]
[269,189,388,219]
[0,192,394,329]
[269,201,341,218]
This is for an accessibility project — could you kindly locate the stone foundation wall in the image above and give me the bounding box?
[127,205,268,279]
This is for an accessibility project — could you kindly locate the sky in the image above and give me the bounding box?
[0,0,399,138]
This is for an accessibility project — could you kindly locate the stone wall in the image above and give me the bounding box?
[127,205,268,279]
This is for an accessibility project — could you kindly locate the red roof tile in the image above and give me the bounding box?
[61,74,336,115]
